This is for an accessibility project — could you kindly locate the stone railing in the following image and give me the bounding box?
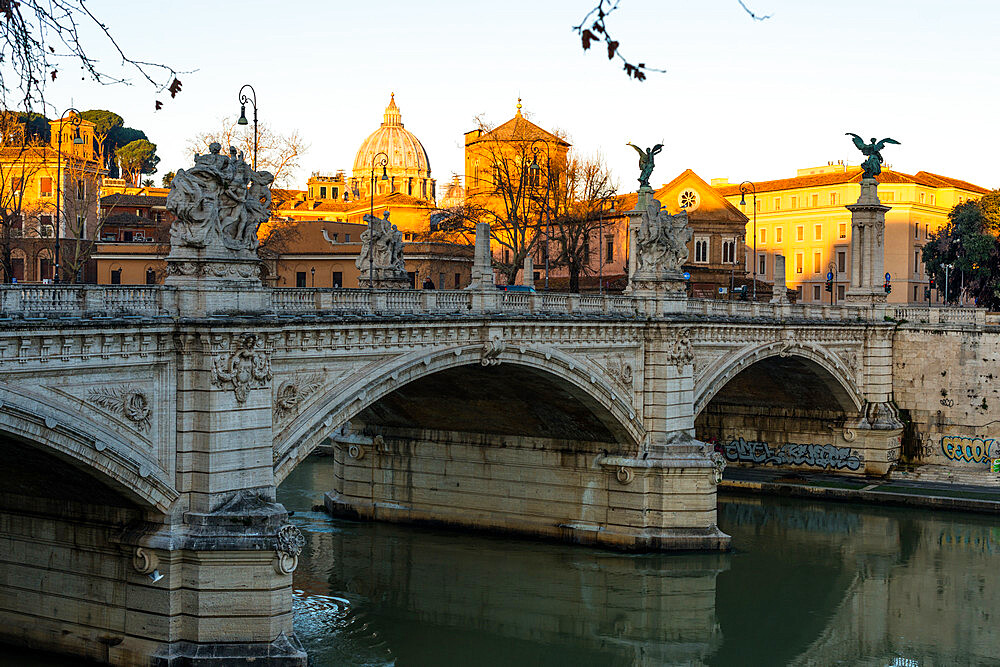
[0,285,170,319]
[2,284,995,327]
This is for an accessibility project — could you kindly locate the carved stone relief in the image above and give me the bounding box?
[481,335,505,366]
[273,523,306,575]
[274,372,325,420]
[87,384,152,432]
[212,333,272,404]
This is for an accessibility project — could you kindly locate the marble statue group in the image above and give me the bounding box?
[357,209,406,281]
[166,142,274,253]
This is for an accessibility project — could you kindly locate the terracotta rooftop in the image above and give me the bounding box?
[714,167,989,197]
[468,114,569,147]
[100,194,168,208]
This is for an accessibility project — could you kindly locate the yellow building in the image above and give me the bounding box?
[0,112,106,282]
[350,94,435,202]
[714,164,990,304]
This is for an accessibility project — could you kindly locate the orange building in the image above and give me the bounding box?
[0,112,106,282]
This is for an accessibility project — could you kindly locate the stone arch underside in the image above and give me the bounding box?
[273,345,644,484]
[695,344,862,418]
[0,384,178,514]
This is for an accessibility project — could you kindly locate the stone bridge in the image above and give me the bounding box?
[2,278,982,663]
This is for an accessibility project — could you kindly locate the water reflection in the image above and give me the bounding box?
[280,459,1000,666]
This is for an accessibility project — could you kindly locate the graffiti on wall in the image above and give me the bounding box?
[722,437,863,471]
[940,436,997,466]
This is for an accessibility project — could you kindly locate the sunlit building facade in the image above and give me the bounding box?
[714,164,990,304]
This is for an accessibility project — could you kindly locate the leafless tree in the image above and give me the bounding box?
[187,118,308,189]
[0,0,183,110]
[436,116,568,285]
[546,152,618,292]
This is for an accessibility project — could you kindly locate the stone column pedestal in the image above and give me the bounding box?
[770,254,789,304]
[164,247,269,317]
[844,178,891,306]
[625,189,690,315]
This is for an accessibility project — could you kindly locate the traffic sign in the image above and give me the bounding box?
[826,272,833,281]
[885,272,892,281]
[683,271,691,280]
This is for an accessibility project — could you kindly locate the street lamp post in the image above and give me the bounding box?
[942,263,954,304]
[237,84,258,171]
[54,108,83,284]
[368,151,389,289]
[528,139,551,290]
[738,181,758,301]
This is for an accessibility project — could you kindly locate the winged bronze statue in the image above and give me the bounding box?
[846,133,900,179]
[627,142,663,188]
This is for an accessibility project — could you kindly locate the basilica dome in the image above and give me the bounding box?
[351,94,435,202]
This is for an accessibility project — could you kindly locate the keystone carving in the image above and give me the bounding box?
[212,333,272,404]
[87,385,152,432]
[274,372,324,419]
[273,523,306,575]
[481,335,505,366]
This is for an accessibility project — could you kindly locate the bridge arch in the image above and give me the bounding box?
[273,343,644,483]
[694,341,862,418]
[0,383,178,514]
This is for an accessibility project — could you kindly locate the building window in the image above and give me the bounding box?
[759,228,766,245]
[775,227,783,243]
[455,273,461,288]
[796,226,804,242]
[76,179,85,199]
[913,285,919,301]
[332,271,343,288]
[829,192,838,206]
[145,269,156,285]
[605,236,614,263]
[773,197,781,211]
[914,222,920,239]
[40,177,52,197]
[837,285,845,300]
[919,192,925,204]
[795,252,804,274]
[790,196,797,209]
[814,224,822,241]
[813,251,822,274]
[838,223,847,239]
[331,187,339,199]
[110,268,121,285]
[77,213,86,239]
[320,186,327,198]
[503,249,510,264]
[813,285,821,301]
[694,237,709,263]
[758,253,766,276]
[882,191,895,202]
[755,200,761,212]
[929,194,936,206]
[914,250,921,275]
[722,239,736,264]
[345,234,350,242]
[837,250,846,273]
[295,272,306,288]
[811,194,819,207]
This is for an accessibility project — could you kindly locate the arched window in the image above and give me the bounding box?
[37,249,53,282]
[145,267,157,285]
[110,264,123,285]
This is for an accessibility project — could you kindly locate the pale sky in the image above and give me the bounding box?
[35,0,1000,194]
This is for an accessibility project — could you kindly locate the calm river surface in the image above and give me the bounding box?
[8,455,999,666]
[282,457,1000,666]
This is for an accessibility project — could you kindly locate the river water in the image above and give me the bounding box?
[281,457,1000,666]
[8,456,999,666]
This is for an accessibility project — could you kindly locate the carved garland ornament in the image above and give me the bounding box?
[212,333,272,404]
[87,385,152,432]
[606,354,634,389]
[273,523,306,575]
[274,372,325,419]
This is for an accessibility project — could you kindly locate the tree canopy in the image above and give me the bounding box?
[79,110,153,177]
[116,139,160,184]
[922,191,1000,307]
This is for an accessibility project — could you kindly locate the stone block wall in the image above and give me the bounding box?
[325,426,725,551]
[894,328,1000,469]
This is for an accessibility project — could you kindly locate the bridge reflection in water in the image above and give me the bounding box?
[281,457,1000,666]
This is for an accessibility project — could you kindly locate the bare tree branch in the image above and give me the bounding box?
[738,1,773,21]
[573,0,666,81]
